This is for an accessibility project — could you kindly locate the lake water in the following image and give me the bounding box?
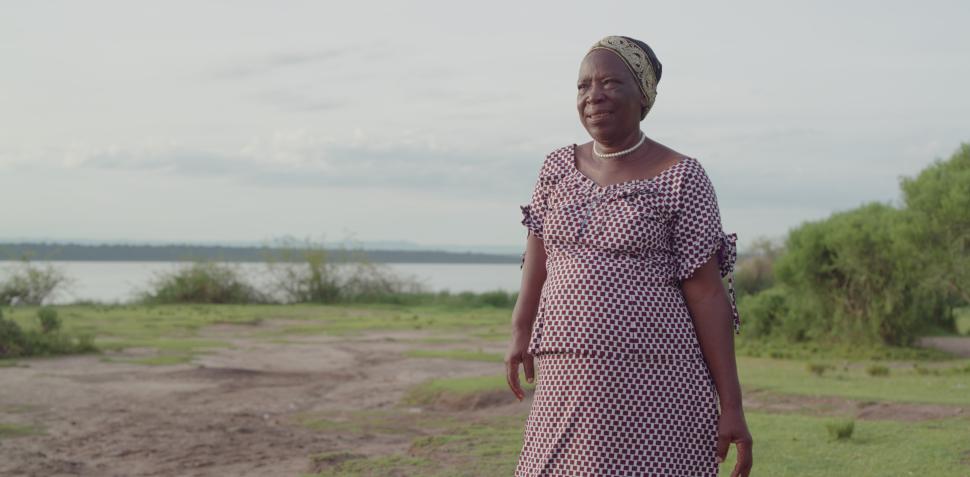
[0,261,523,305]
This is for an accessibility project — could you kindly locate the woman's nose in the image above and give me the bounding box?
[586,84,606,103]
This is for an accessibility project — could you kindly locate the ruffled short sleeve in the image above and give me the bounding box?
[671,159,741,334]
[518,150,566,268]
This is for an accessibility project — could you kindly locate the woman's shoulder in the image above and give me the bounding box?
[536,144,575,179]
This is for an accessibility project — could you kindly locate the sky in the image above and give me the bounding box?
[1,0,968,254]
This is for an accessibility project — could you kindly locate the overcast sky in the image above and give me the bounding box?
[2,0,968,253]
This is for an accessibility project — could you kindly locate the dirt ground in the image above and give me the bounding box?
[0,323,517,477]
[2,324,969,477]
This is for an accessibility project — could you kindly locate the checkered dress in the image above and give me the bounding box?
[514,144,739,476]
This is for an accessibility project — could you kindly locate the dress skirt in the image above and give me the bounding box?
[514,352,720,477]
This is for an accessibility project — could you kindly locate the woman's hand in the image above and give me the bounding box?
[504,329,535,401]
[717,407,753,477]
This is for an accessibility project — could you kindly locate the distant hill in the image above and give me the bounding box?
[0,242,522,264]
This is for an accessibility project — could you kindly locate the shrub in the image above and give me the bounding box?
[737,286,810,341]
[866,364,890,377]
[476,290,516,308]
[807,362,833,377]
[0,259,75,305]
[137,261,266,304]
[774,202,951,346]
[263,237,343,304]
[261,236,428,304]
[37,307,61,333]
[734,237,783,297]
[0,307,97,359]
[898,143,970,305]
[0,308,27,357]
[825,419,855,440]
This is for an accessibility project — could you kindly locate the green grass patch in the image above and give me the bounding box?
[3,303,513,359]
[305,453,435,477]
[735,337,953,361]
[718,413,970,476]
[299,409,458,436]
[0,422,41,439]
[739,356,970,406]
[956,306,970,336]
[402,374,523,408]
[303,413,525,477]
[286,307,508,337]
[472,328,512,342]
[102,353,196,366]
[405,349,504,363]
[304,410,970,476]
[0,404,37,414]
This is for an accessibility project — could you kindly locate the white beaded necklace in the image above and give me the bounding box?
[593,131,646,159]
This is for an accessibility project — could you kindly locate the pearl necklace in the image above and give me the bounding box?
[593,131,646,159]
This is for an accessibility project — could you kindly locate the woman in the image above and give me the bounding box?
[506,36,753,477]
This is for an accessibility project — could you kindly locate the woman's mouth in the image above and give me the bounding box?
[588,111,612,122]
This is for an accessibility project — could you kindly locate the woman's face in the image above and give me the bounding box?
[576,49,646,143]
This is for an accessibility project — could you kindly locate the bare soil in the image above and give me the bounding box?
[917,336,970,358]
[0,325,518,477]
[2,323,967,476]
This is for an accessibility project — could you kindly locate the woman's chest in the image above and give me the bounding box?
[543,177,676,256]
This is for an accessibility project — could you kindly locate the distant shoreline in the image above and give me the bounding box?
[0,242,521,265]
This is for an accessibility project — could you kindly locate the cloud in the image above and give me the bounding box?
[249,89,345,113]
[210,48,349,80]
[60,131,532,196]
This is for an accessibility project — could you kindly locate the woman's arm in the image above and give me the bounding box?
[681,253,753,477]
[505,232,547,401]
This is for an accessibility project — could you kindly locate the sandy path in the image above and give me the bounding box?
[0,327,510,477]
[917,336,970,358]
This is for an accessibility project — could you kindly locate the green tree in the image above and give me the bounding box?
[898,143,970,304]
[772,202,949,345]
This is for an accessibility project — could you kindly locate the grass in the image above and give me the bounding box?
[300,405,970,477]
[738,356,970,406]
[404,349,504,363]
[299,409,459,436]
[2,302,969,474]
[956,306,970,335]
[101,353,197,366]
[0,303,511,363]
[717,413,970,477]
[735,337,953,361]
[402,374,525,408]
[301,411,525,477]
[0,422,41,439]
[825,419,855,440]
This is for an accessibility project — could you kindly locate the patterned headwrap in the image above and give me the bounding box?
[587,36,662,119]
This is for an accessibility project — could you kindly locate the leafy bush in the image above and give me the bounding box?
[261,236,428,304]
[866,365,890,377]
[734,237,783,297]
[137,261,267,304]
[737,286,811,341]
[37,307,61,333]
[825,419,855,440]
[897,143,970,305]
[0,259,75,305]
[807,362,834,377]
[0,308,27,357]
[736,144,970,348]
[773,202,951,346]
[263,237,343,303]
[0,307,97,359]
